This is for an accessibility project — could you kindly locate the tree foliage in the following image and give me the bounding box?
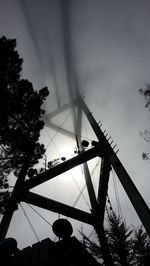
[106,214,133,265]
[139,84,150,110]
[132,226,150,265]
[80,213,150,265]
[139,84,150,160]
[0,36,49,213]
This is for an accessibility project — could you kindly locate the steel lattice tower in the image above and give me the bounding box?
[0,2,150,265]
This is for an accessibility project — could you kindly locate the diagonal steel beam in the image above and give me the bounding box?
[78,95,150,237]
[97,158,111,224]
[83,162,98,213]
[24,147,100,191]
[21,192,94,225]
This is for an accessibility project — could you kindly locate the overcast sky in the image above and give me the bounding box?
[1,0,150,249]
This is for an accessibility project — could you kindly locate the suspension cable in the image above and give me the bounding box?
[44,126,61,156]
[112,170,122,217]
[72,158,100,209]
[106,194,115,218]
[27,203,52,227]
[106,204,111,219]
[88,228,95,239]
[45,111,72,150]
[71,173,90,209]
[20,203,40,242]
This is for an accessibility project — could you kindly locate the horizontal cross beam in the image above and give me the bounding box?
[23,147,100,191]
[21,192,94,225]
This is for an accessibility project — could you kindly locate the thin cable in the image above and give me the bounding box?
[112,174,120,216]
[107,194,115,217]
[71,175,90,209]
[45,111,72,150]
[106,205,110,219]
[44,126,61,156]
[88,229,95,239]
[72,158,100,209]
[73,183,87,208]
[27,203,52,227]
[20,203,40,242]
[112,170,122,217]
[44,117,95,149]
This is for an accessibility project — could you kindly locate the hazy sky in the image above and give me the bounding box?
[1,0,150,249]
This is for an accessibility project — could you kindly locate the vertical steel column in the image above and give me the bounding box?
[95,225,114,266]
[98,158,111,224]
[82,162,97,212]
[75,97,113,265]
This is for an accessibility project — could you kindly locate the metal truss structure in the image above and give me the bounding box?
[0,93,150,265]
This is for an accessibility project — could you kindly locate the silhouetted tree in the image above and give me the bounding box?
[106,214,133,265]
[139,84,150,160]
[80,213,150,265]
[80,229,102,262]
[132,226,150,266]
[80,213,133,265]
[0,36,49,213]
